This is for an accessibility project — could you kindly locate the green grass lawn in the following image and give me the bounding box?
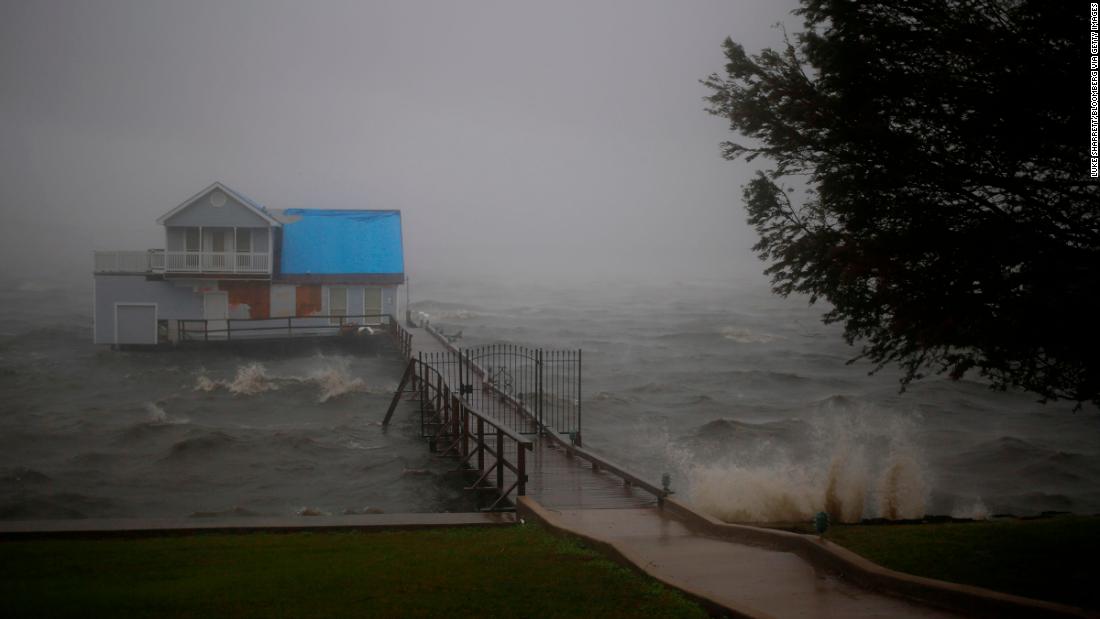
[825,515,1100,610]
[0,524,707,618]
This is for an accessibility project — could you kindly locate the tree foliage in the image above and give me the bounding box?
[703,0,1099,406]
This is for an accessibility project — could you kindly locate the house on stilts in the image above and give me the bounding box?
[93,182,405,346]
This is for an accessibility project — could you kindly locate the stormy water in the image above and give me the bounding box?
[2,275,1099,523]
[0,279,473,520]
[416,277,1100,523]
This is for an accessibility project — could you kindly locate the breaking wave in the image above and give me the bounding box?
[193,363,277,396]
[418,309,478,321]
[410,299,483,323]
[680,407,930,523]
[308,365,367,403]
[719,326,779,344]
[228,363,278,395]
[949,497,989,520]
[143,401,189,424]
[193,358,369,402]
[194,375,220,392]
[146,401,170,422]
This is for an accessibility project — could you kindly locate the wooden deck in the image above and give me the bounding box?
[404,325,656,510]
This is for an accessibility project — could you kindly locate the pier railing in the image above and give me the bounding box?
[391,318,413,359]
[384,326,673,506]
[387,356,531,511]
[176,314,397,343]
[414,328,582,443]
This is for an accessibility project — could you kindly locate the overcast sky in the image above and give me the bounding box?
[0,0,800,286]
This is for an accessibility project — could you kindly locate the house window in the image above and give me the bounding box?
[236,229,251,253]
[329,287,347,325]
[185,228,200,252]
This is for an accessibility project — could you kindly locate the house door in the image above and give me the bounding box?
[204,292,229,338]
[364,287,382,324]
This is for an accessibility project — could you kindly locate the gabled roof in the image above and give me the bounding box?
[155,182,281,226]
[271,208,404,277]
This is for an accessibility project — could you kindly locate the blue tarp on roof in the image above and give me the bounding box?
[279,209,403,275]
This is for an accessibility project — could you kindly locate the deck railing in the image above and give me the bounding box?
[176,314,396,342]
[93,250,161,273]
[93,249,270,275]
[163,251,269,274]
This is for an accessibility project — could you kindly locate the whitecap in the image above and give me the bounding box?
[719,326,778,344]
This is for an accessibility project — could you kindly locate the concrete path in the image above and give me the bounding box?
[532,505,964,619]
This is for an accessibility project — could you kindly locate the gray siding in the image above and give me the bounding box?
[162,188,272,228]
[94,275,203,344]
[115,304,157,344]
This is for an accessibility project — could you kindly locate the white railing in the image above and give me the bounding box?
[95,250,270,275]
[94,250,163,273]
[163,251,270,274]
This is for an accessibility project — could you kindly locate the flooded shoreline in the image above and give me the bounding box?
[2,277,1099,522]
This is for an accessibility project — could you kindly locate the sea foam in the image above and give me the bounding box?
[193,357,368,402]
[683,406,930,523]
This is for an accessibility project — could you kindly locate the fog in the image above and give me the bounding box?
[0,0,799,287]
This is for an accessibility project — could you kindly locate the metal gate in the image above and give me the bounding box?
[417,345,582,444]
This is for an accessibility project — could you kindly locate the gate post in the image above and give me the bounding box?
[419,352,428,437]
[576,349,582,447]
[477,417,485,471]
[517,444,526,496]
[460,397,469,459]
[496,430,505,491]
[536,348,543,432]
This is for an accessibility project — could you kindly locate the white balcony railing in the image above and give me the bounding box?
[94,250,162,273]
[163,251,269,274]
[94,250,270,275]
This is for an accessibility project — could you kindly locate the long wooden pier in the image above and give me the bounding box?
[389,323,658,511]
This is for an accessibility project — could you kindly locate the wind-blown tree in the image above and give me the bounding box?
[704,1,1099,407]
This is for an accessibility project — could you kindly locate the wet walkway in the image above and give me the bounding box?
[540,506,964,619]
